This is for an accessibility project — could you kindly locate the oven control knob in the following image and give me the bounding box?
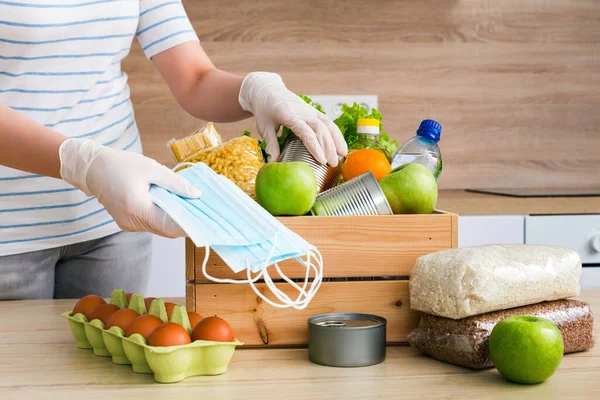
[590,234,600,253]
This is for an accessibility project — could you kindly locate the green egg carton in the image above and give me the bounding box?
[61,289,242,383]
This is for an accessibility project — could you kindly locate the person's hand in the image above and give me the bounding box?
[59,138,201,238]
[238,72,348,166]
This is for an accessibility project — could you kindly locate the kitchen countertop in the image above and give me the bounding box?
[0,293,598,400]
[437,190,600,215]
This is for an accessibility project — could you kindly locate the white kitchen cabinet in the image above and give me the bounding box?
[458,215,525,248]
[525,215,600,264]
[526,215,600,289]
[147,236,186,297]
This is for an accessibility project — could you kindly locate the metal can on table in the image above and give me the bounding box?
[278,136,342,193]
[308,313,387,367]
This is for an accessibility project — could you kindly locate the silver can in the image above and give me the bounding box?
[278,136,342,192]
[311,171,393,216]
[308,313,387,367]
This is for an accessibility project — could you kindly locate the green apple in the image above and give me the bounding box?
[255,162,317,216]
[378,163,438,214]
[489,316,564,384]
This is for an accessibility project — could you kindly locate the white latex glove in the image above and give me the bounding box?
[59,138,201,238]
[239,72,348,166]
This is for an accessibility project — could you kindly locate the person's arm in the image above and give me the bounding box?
[151,41,347,165]
[0,104,66,178]
[151,42,248,123]
[0,103,199,238]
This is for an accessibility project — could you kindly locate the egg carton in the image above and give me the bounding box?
[61,289,242,383]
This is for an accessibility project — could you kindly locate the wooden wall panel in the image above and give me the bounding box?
[122,0,600,190]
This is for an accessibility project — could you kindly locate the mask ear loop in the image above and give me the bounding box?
[259,238,321,309]
[245,235,322,310]
[200,233,278,288]
[261,249,323,310]
[200,231,324,309]
[201,245,264,285]
[257,261,313,310]
[296,249,324,309]
[245,234,300,309]
[271,249,321,307]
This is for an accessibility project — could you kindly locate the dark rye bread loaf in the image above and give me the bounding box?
[408,299,595,369]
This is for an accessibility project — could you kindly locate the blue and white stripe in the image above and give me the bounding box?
[0,0,199,256]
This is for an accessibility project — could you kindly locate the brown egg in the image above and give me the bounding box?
[187,312,203,331]
[72,294,106,321]
[164,302,178,319]
[88,304,120,326]
[124,314,163,340]
[144,297,156,312]
[106,308,140,330]
[148,323,191,347]
[125,292,133,303]
[191,316,235,342]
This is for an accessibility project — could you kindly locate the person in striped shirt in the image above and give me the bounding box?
[0,0,347,300]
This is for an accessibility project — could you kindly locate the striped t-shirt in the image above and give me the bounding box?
[0,0,199,256]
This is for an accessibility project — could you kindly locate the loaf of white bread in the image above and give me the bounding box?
[409,244,581,319]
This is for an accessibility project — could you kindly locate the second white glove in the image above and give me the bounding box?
[239,72,347,166]
[59,138,201,238]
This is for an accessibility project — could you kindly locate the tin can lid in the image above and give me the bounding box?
[308,313,386,329]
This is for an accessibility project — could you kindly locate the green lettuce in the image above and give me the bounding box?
[333,103,398,153]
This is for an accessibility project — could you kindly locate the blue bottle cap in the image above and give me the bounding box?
[416,119,442,142]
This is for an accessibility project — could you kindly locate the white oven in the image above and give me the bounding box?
[525,215,600,289]
[459,214,600,290]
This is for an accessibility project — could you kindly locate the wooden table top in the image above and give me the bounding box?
[1,293,598,400]
[437,190,600,215]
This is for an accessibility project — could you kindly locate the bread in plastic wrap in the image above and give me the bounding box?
[409,244,581,319]
[408,299,595,369]
[175,135,264,199]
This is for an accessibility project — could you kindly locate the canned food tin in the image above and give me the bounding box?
[311,171,393,216]
[308,313,387,367]
[278,136,342,192]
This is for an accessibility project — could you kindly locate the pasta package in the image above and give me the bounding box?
[408,299,595,369]
[175,136,264,199]
[409,244,582,319]
[168,122,223,163]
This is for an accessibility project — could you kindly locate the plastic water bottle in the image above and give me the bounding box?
[390,119,443,180]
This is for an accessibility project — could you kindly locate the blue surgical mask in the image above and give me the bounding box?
[149,162,323,309]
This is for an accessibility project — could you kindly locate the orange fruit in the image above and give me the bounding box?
[342,148,391,182]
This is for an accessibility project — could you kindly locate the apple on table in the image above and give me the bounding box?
[489,316,564,385]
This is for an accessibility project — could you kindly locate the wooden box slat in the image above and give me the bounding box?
[185,239,196,282]
[193,281,418,346]
[185,283,195,311]
[187,213,458,281]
